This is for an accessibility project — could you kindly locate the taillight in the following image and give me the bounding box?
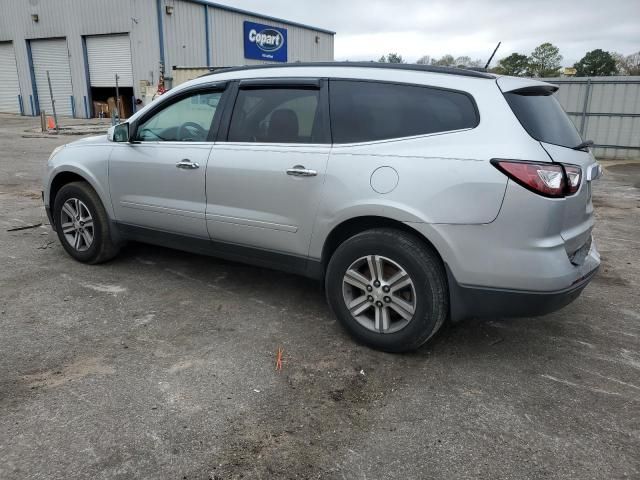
[491,160,582,198]
[563,164,582,194]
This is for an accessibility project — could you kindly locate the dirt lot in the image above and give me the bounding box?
[0,113,638,479]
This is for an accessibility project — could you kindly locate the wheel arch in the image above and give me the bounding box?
[320,216,446,270]
[49,172,86,220]
[48,167,113,228]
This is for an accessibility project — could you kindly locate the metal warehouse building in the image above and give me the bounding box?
[0,0,335,118]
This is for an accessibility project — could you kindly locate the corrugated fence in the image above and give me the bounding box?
[546,76,640,160]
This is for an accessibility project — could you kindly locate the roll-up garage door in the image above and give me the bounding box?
[30,38,73,116]
[86,34,133,87]
[0,42,21,113]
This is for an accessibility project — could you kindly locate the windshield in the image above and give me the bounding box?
[504,91,583,149]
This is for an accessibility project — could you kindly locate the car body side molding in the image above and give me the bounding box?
[116,223,324,280]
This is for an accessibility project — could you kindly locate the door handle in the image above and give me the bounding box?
[176,159,199,169]
[286,165,317,177]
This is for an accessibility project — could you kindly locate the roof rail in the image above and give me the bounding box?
[202,62,496,79]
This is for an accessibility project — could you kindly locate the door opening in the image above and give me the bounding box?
[90,86,134,119]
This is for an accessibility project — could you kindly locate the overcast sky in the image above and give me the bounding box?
[228,0,640,66]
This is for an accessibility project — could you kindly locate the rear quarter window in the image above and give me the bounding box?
[329,80,479,144]
[504,90,582,149]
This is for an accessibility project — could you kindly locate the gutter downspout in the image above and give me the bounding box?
[156,0,166,68]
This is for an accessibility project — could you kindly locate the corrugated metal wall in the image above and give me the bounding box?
[1,0,334,118]
[548,76,640,160]
[0,0,157,117]
[163,0,207,71]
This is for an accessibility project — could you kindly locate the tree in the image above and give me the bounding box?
[612,53,625,73]
[430,54,455,67]
[624,52,640,75]
[494,53,530,76]
[428,54,481,68]
[453,56,483,68]
[416,55,431,65]
[528,42,562,77]
[574,49,617,76]
[614,51,640,75]
[378,53,405,64]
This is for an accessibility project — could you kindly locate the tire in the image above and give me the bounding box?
[325,228,448,353]
[52,181,119,264]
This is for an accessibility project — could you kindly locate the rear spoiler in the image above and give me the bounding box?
[497,76,558,94]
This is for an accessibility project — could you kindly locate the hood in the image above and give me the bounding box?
[68,134,109,146]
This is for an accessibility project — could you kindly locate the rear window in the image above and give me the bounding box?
[504,91,582,149]
[329,80,478,144]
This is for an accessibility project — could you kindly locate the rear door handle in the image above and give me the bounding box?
[176,159,199,169]
[286,165,317,177]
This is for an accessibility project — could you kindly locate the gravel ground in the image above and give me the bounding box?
[0,114,638,479]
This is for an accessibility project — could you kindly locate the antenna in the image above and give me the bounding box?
[484,42,502,70]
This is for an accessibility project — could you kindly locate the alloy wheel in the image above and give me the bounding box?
[60,198,94,252]
[342,255,417,334]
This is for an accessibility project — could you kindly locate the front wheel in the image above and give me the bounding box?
[53,181,119,264]
[325,228,448,352]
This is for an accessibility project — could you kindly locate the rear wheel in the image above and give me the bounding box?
[53,181,119,264]
[325,228,448,352]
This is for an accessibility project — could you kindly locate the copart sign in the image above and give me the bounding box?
[244,21,288,62]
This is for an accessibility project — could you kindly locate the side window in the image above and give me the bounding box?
[136,91,222,142]
[228,88,321,144]
[329,80,478,144]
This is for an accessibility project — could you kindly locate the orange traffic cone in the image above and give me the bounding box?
[47,116,55,130]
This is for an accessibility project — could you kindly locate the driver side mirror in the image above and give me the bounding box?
[108,123,130,142]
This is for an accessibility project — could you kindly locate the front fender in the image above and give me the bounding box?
[45,144,114,220]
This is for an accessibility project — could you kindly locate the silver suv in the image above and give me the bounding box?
[43,63,601,352]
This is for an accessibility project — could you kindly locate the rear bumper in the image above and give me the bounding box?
[446,263,599,322]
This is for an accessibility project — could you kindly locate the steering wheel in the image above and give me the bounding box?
[177,122,207,141]
[137,127,162,141]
